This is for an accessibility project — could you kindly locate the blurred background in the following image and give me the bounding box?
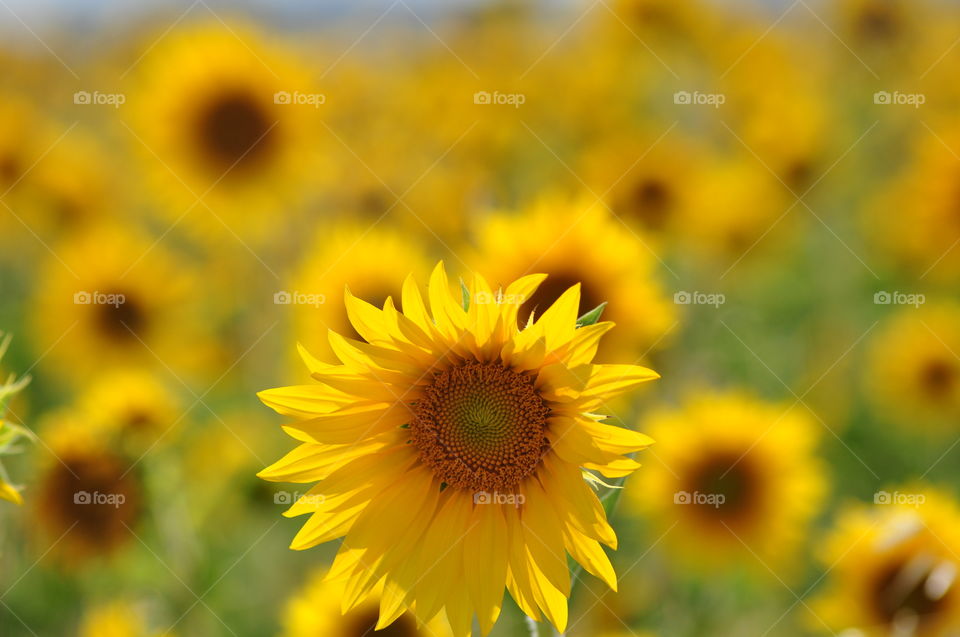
[3,0,960,635]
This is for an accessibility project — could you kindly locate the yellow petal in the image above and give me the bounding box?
[0,481,22,505]
[463,501,508,635]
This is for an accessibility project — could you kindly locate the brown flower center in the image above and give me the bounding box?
[615,176,673,231]
[871,555,953,627]
[410,362,549,492]
[343,607,418,637]
[683,450,762,523]
[195,90,275,170]
[518,271,603,328]
[919,359,957,399]
[37,450,141,557]
[93,291,146,341]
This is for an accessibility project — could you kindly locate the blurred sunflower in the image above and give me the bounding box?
[31,224,212,385]
[835,0,916,49]
[280,568,452,637]
[812,486,960,636]
[0,95,47,239]
[627,391,826,571]
[579,134,705,243]
[718,35,830,191]
[601,0,714,52]
[34,416,142,563]
[865,130,960,280]
[22,130,115,236]
[289,223,433,375]
[681,158,793,265]
[258,263,659,635]
[78,600,173,637]
[128,21,322,242]
[866,303,960,431]
[79,369,181,452]
[0,95,39,198]
[470,200,675,363]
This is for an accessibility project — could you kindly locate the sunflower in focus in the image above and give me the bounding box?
[470,200,675,363]
[129,22,322,242]
[78,600,174,637]
[812,486,960,636]
[31,224,211,385]
[258,262,659,635]
[289,224,433,375]
[34,416,143,563]
[79,369,181,453]
[280,567,452,637]
[627,391,826,571]
[866,303,960,431]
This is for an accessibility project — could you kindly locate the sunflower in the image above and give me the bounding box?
[0,95,41,204]
[280,567,452,637]
[469,199,675,364]
[78,369,181,453]
[835,0,915,48]
[578,134,705,243]
[30,224,212,385]
[680,158,794,265]
[626,391,826,571]
[288,224,434,377]
[865,129,960,280]
[717,35,830,191]
[866,303,960,431]
[20,130,115,237]
[601,0,714,53]
[78,600,174,637]
[0,94,50,243]
[812,486,960,636]
[128,21,322,242]
[34,416,143,563]
[258,262,659,636]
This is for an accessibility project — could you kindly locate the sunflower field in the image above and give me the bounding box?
[2,0,960,635]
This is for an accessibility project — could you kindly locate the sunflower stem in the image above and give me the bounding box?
[524,615,556,637]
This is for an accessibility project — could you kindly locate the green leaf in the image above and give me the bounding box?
[576,302,607,328]
[599,476,627,516]
[460,279,471,312]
